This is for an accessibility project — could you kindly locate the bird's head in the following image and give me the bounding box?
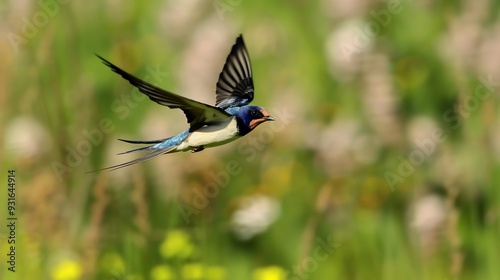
[237,105,275,131]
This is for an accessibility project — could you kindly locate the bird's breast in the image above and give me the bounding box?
[182,117,240,148]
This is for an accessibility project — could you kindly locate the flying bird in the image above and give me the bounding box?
[94,35,274,171]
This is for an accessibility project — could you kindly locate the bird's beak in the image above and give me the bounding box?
[250,110,275,130]
[260,109,275,122]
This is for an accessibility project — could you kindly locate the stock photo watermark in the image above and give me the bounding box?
[51,65,169,181]
[286,235,340,280]
[340,0,411,61]
[7,0,71,54]
[385,75,500,191]
[213,0,243,20]
[178,107,296,223]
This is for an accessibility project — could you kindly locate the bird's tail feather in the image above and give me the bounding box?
[118,137,173,144]
[86,145,178,173]
[116,136,176,155]
[117,145,154,155]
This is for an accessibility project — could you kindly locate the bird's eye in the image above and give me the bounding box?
[251,110,259,116]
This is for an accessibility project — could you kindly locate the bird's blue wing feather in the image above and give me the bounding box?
[153,129,190,149]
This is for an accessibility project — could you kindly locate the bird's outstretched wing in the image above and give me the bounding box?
[215,35,254,109]
[97,55,231,131]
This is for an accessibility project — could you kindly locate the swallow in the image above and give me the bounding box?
[94,35,275,171]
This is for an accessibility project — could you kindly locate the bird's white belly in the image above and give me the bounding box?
[177,117,240,150]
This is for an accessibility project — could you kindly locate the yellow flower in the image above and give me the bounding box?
[182,263,204,279]
[179,263,226,280]
[207,266,226,280]
[51,260,83,280]
[253,266,286,280]
[150,265,174,280]
[159,230,195,259]
[99,252,125,274]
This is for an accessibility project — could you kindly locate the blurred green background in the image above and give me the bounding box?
[1,0,500,279]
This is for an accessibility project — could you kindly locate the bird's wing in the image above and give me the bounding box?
[215,35,254,109]
[97,55,231,132]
